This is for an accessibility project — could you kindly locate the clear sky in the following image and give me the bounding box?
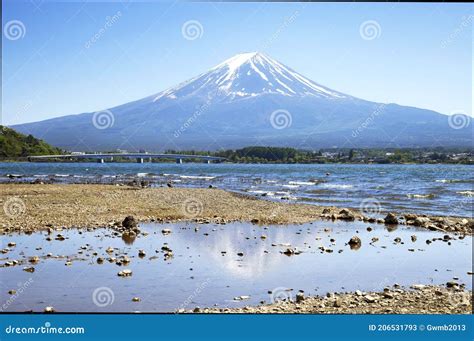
[2,0,472,125]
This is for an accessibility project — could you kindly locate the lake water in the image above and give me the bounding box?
[1,162,473,217]
[0,220,471,312]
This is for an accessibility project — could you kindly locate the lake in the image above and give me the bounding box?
[1,162,472,217]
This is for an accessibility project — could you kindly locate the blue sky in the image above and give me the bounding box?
[2,1,472,125]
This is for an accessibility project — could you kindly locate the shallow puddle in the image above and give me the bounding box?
[0,220,471,312]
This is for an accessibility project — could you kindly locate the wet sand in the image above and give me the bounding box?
[0,184,472,234]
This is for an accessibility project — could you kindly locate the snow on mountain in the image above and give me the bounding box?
[153,52,348,102]
[11,52,473,151]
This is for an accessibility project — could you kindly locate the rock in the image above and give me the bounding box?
[338,209,355,221]
[122,216,138,229]
[364,295,378,303]
[393,237,401,243]
[96,257,104,264]
[348,236,361,249]
[322,208,331,214]
[383,292,394,299]
[237,252,244,257]
[44,306,55,313]
[260,235,267,240]
[296,292,305,303]
[55,234,65,241]
[118,269,133,277]
[8,290,16,295]
[411,235,417,242]
[283,248,295,256]
[132,297,141,302]
[23,266,35,273]
[193,307,201,313]
[7,242,16,247]
[366,227,372,232]
[384,213,398,225]
[251,219,260,224]
[411,284,426,290]
[234,295,250,301]
[414,217,430,227]
[138,250,146,257]
[161,229,172,235]
[446,281,458,288]
[106,247,114,254]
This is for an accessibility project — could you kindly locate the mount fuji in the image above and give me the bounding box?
[12,52,472,151]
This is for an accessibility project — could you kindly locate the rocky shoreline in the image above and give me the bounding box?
[191,284,472,314]
[0,184,472,235]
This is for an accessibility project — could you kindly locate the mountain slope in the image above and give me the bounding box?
[11,52,473,151]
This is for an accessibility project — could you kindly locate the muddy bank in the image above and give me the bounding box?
[193,285,472,314]
[0,184,472,234]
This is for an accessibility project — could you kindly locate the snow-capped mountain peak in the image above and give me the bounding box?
[154,52,348,102]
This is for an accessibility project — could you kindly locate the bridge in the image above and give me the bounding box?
[28,153,226,164]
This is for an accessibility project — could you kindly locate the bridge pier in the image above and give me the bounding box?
[204,160,211,164]
[176,158,183,164]
[97,158,104,164]
[136,158,144,164]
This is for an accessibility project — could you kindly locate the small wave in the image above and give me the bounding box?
[407,194,435,199]
[248,190,275,196]
[457,191,474,197]
[53,174,70,177]
[288,181,316,186]
[282,184,299,189]
[320,184,353,189]
[180,175,215,180]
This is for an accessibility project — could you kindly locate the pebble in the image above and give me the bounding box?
[44,306,55,313]
[118,269,133,277]
[132,297,141,302]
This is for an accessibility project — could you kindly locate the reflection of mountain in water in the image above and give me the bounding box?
[167,223,320,279]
